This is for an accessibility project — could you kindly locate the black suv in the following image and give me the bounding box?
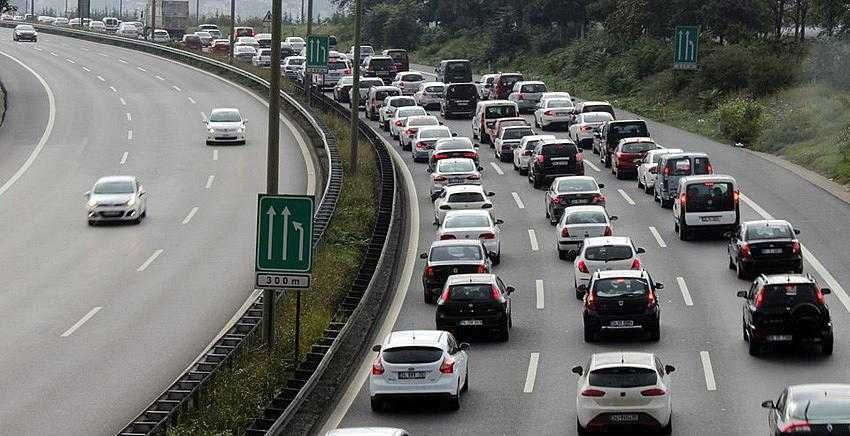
[738,274,833,356]
[435,273,514,341]
[581,270,663,342]
[363,55,397,84]
[436,59,473,84]
[594,120,650,168]
[727,220,803,279]
[441,83,479,118]
[421,240,495,304]
[527,139,585,189]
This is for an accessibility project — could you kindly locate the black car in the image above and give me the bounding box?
[762,384,850,435]
[363,55,397,84]
[441,83,479,118]
[435,273,514,341]
[13,25,38,41]
[728,220,803,279]
[420,240,495,304]
[527,139,585,189]
[581,270,663,342]
[382,48,409,72]
[544,176,605,225]
[436,59,473,84]
[738,274,833,355]
[594,120,650,168]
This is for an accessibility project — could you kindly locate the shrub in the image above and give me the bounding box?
[747,53,799,96]
[701,45,751,92]
[627,37,668,79]
[715,97,764,144]
[603,58,638,94]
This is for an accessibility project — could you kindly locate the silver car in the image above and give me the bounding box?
[389,106,428,139]
[513,134,555,174]
[411,126,453,162]
[436,210,501,257]
[508,81,547,113]
[428,158,482,197]
[282,56,305,79]
[379,96,417,131]
[205,108,247,145]
[399,115,440,150]
[555,205,617,260]
[234,45,257,64]
[414,82,446,110]
[85,176,148,225]
[569,112,614,150]
[494,125,535,162]
[391,71,426,95]
[637,148,682,194]
[252,48,272,67]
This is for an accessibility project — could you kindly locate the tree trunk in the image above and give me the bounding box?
[776,0,785,40]
[799,0,808,41]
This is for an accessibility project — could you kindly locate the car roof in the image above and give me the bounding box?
[647,148,683,155]
[563,205,607,214]
[430,238,483,248]
[371,86,400,92]
[787,384,850,398]
[579,111,613,118]
[516,80,545,85]
[417,126,451,135]
[96,175,136,183]
[522,135,556,143]
[395,106,426,114]
[553,175,598,185]
[495,117,527,124]
[435,137,473,147]
[540,138,577,145]
[422,81,445,86]
[595,269,647,279]
[503,125,532,131]
[385,330,444,348]
[362,77,385,83]
[211,107,240,113]
[368,55,393,60]
[438,157,475,166]
[445,273,496,285]
[442,59,470,63]
[581,101,611,106]
[619,137,655,144]
[444,209,490,217]
[446,82,476,87]
[591,352,656,370]
[661,152,709,159]
[743,219,792,228]
[443,184,485,195]
[479,100,514,107]
[761,273,817,285]
[406,115,438,123]
[583,236,634,247]
[387,95,414,101]
[498,72,523,77]
[679,174,735,185]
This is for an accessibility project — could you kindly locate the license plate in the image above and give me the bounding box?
[457,102,468,106]
[609,414,639,422]
[609,320,634,328]
[553,161,569,166]
[459,320,483,326]
[767,334,793,341]
[556,112,569,116]
[397,371,427,380]
[700,216,721,222]
[762,248,783,254]
[570,199,590,204]
[448,177,464,184]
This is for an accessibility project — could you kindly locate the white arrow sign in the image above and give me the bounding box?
[281,206,291,261]
[293,221,305,261]
[265,206,276,260]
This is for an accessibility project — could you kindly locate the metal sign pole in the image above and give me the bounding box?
[350,0,361,175]
[294,289,302,359]
[228,0,235,63]
[304,0,313,105]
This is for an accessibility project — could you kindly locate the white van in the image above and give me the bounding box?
[673,174,739,240]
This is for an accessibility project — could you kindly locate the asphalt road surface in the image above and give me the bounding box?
[0,31,308,435]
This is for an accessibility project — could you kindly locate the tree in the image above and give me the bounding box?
[1,0,17,13]
[812,0,849,36]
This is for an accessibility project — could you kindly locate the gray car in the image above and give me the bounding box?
[391,71,426,95]
[508,81,548,113]
[653,152,712,208]
[411,126,453,162]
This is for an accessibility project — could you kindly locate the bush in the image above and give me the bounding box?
[603,58,638,94]
[701,45,751,92]
[627,37,669,79]
[715,97,765,144]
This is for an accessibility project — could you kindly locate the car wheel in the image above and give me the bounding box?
[637,178,644,189]
[748,336,762,356]
[424,288,435,304]
[498,327,510,342]
[513,161,519,171]
[679,222,689,241]
[736,261,747,280]
[604,154,612,168]
[649,321,661,342]
[87,220,95,226]
[583,325,595,343]
[370,397,384,412]
[141,210,147,219]
[660,418,672,435]
[462,371,469,392]
[532,176,542,189]
[575,280,583,300]
[493,251,501,266]
[446,391,461,411]
[742,322,749,341]
[795,265,804,274]
[645,184,654,195]
[577,418,590,435]
[558,249,568,260]
[567,251,577,261]
[728,256,736,270]
[823,336,834,355]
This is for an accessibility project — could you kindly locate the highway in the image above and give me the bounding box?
[324,67,850,435]
[0,31,309,434]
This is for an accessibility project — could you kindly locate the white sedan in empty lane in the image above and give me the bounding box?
[205,108,247,145]
[85,175,148,225]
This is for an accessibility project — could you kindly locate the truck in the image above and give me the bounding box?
[144,0,190,40]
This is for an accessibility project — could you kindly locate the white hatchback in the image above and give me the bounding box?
[85,176,148,225]
[513,135,555,174]
[637,148,682,194]
[555,205,617,261]
[205,108,246,145]
[437,210,502,260]
[433,184,495,224]
[573,352,674,434]
[573,237,645,299]
[369,330,469,412]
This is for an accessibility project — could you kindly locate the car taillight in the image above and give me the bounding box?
[467,174,480,180]
[544,110,554,116]
[604,226,613,236]
[754,286,765,308]
[740,243,751,258]
[792,240,801,254]
[631,258,641,269]
[561,227,570,237]
[371,356,384,375]
[440,356,455,374]
[440,234,456,240]
[641,388,666,396]
[779,421,811,433]
[706,163,713,174]
[479,232,495,239]
[664,166,671,176]
[586,291,597,310]
[615,151,623,162]
[477,264,488,273]
[592,194,605,203]
[463,151,477,158]
[581,388,605,397]
[405,128,415,136]
[344,68,351,75]
[491,285,505,303]
[816,287,826,305]
[438,287,450,303]
[426,266,434,278]
[395,119,403,126]
[523,150,531,156]
[517,93,524,100]
[647,290,657,308]
[580,126,591,133]
[649,166,658,174]
[434,176,447,182]
[399,81,404,86]
[433,153,448,160]
[679,193,687,205]
[575,152,584,162]
[577,260,589,273]
[536,155,545,164]
[551,196,561,205]
[415,141,427,149]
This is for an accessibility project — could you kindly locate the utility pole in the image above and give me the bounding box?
[303,0,312,104]
[118,0,121,19]
[228,0,234,63]
[300,0,303,24]
[263,0,283,354]
[195,0,198,25]
[151,0,156,38]
[350,0,361,175]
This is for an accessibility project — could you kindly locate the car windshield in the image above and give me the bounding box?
[288,58,304,65]
[611,123,649,137]
[761,283,819,307]
[501,75,522,87]
[589,367,657,388]
[94,180,134,194]
[565,211,607,224]
[542,142,577,158]
[622,141,656,153]
[390,97,416,107]
[209,111,241,122]
[420,129,451,139]
[409,118,439,127]
[789,399,850,421]
[444,214,490,228]
[446,62,469,73]
[425,85,445,93]
[485,105,518,118]
[685,182,735,212]
[369,57,394,68]
[382,346,443,364]
[585,245,634,262]
[398,108,426,117]
[447,85,477,98]
[557,179,597,192]
[546,99,573,108]
[594,278,648,297]
[448,192,485,203]
[360,80,383,88]
[375,90,399,100]
[18,25,34,30]
[401,73,422,81]
[387,51,408,61]
[430,245,482,261]
[746,224,793,240]
[438,160,476,173]
[582,113,614,123]
[521,83,546,93]
[448,284,493,301]
[584,104,613,114]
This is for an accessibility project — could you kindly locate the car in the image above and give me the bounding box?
[727,220,803,279]
[420,239,495,303]
[12,24,37,41]
[428,158,483,198]
[326,428,409,436]
[473,100,519,143]
[254,33,271,48]
[282,36,305,52]
[611,137,661,179]
[52,17,69,27]
[539,91,573,105]
[209,38,231,54]
[429,137,479,171]
[555,205,616,260]
[382,48,409,72]
[581,269,663,342]
[180,34,203,50]
[436,210,501,261]
[440,83,479,119]
[151,29,171,42]
[350,77,385,109]
[399,115,440,150]
[477,73,500,99]
[85,176,148,225]
[574,237,645,299]
[636,148,683,194]
[314,57,351,89]
[436,274,514,341]
[204,108,247,145]
[488,117,530,146]
[508,80,548,113]
[379,96,417,131]
[194,31,213,47]
[369,330,469,412]
[654,152,713,208]
[673,175,739,240]
[414,82,446,111]
[569,112,614,150]
[545,176,606,226]
[88,20,106,32]
[363,55,397,84]
[574,100,616,121]
[513,135,556,174]
[333,76,355,103]
[37,15,56,25]
[433,184,495,225]
[234,36,259,50]
[234,45,257,64]
[233,26,254,38]
[411,126,453,162]
[491,73,524,100]
[198,23,219,31]
[347,45,374,64]
[761,384,850,435]
[534,97,574,130]
[251,48,272,67]
[389,106,428,140]
[282,56,305,79]
[528,138,585,189]
[594,120,651,168]
[207,29,222,39]
[116,22,140,38]
[102,16,119,33]
[494,125,534,162]
[572,352,674,434]
[391,71,426,96]
[435,59,472,84]
[738,273,833,355]
[365,86,402,121]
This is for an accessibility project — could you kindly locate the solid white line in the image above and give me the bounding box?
[60,307,102,337]
[126,112,131,121]
[137,66,146,72]
[172,85,182,92]
[137,249,164,272]
[535,279,544,310]
[96,75,105,82]
[109,86,117,93]
[676,277,694,306]
[618,189,635,206]
[120,97,126,106]
[205,174,215,189]
[187,96,196,104]
[82,66,91,72]
[528,229,539,251]
[127,130,133,140]
[649,226,667,248]
[120,151,128,165]
[119,59,128,64]
[155,75,164,81]
[523,353,541,393]
[0,51,56,199]
[182,206,199,224]
[65,58,75,64]
[740,194,850,312]
[512,192,525,209]
[212,149,219,161]
[584,159,600,172]
[490,161,504,175]
[700,351,717,391]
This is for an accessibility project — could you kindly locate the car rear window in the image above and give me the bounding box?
[359,80,381,88]
[611,123,649,137]
[524,139,544,150]
[485,105,518,118]
[438,160,476,173]
[328,61,347,70]
[449,192,485,203]
[582,113,614,123]
[622,141,657,153]
[503,128,533,140]
[584,245,634,262]
[565,211,607,224]
[401,73,422,81]
[594,278,648,298]
[288,58,304,65]
[369,57,394,68]
[584,104,614,115]
[444,214,490,228]
[387,51,408,61]
[425,85,445,93]
[382,347,443,364]
[375,90,400,101]
[390,97,416,107]
[500,75,523,86]
[521,83,546,93]
[557,178,597,192]
[542,142,578,158]
[669,158,692,175]
[589,367,657,388]
[446,62,470,73]
[789,399,850,421]
[398,108,426,117]
[685,182,735,212]
[408,117,439,127]
[761,283,819,307]
[420,129,451,139]
[430,245,482,261]
[546,99,573,108]
[447,85,477,99]
[746,224,793,240]
[448,284,493,302]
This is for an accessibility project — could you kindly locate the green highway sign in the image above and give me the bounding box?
[673,26,700,70]
[256,195,314,282]
[305,34,330,74]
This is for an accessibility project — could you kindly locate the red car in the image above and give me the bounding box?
[492,73,523,100]
[611,137,660,180]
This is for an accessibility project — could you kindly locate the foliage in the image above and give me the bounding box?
[715,97,765,144]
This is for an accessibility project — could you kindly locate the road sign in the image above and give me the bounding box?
[305,34,329,74]
[263,10,272,23]
[256,195,314,285]
[673,26,699,70]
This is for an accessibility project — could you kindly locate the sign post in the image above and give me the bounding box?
[673,26,700,70]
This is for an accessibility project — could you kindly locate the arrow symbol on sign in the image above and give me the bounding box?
[265,206,276,260]
[293,221,305,261]
[281,206,291,261]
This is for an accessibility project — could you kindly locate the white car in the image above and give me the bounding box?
[433,184,494,224]
[534,97,574,130]
[282,56,305,79]
[349,77,385,109]
[116,22,139,38]
[437,210,502,259]
[399,115,440,150]
[428,158,482,197]
[152,29,171,42]
[379,96,417,131]
[513,135,555,174]
[573,352,674,434]
[555,205,616,260]
[429,137,479,170]
[234,36,259,50]
[283,36,305,52]
[234,45,257,64]
[569,112,614,150]
[389,106,427,139]
[325,429,409,436]
[637,148,682,194]
[52,17,69,27]
[252,48,272,67]
[477,73,500,99]
[573,237,645,299]
[369,330,469,412]
[85,176,148,225]
[205,108,247,145]
[88,20,106,32]
[411,126,453,162]
[414,82,446,110]
[493,125,534,162]
[391,71,426,95]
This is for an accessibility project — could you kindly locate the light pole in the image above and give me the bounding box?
[303,0,312,103]
[228,0,234,63]
[350,0,360,175]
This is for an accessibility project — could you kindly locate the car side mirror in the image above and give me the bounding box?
[609,215,618,221]
[655,282,664,290]
[243,119,248,123]
[664,365,676,375]
[736,290,747,298]
[477,166,484,171]
[431,192,442,202]
[495,219,504,225]
[571,365,583,376]
[794,229,801,235]
[821,288,832,295]
[459,342,470,351]
[636,247,646,254]
[634,159,642,165]
[488,250,498,259]
[761,400,775,409]
[506,286,515,294]
[487,192,495,197]
[594,132,601,138]
[419,253,428,259]
[371,344,381,352]
[201,120,207,125]
[474,143,480,148]
[597,183,605,189]
[452,132,458,137]
[426,168,433,173]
